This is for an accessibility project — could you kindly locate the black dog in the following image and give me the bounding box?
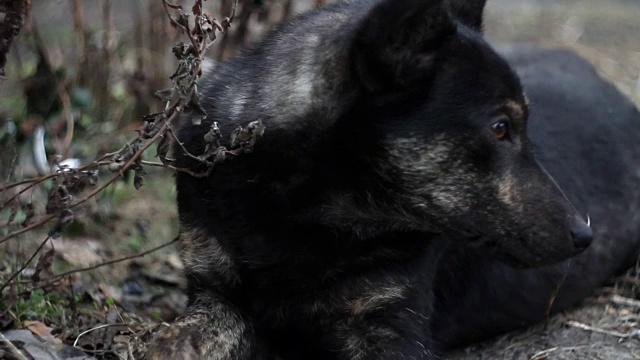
[147,0,640,358]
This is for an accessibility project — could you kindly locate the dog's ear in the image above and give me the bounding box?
[351,0,455,94]
[447,0,487,31]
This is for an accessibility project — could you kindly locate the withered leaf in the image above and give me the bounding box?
[49,223,63,239]
[221,17,232,30]
[45,184,71,215]
[176,13,190,29]
[133,164,147,190]
[170,61,191,82]
[138,121,156,139]
[192,0,202,16]
[59,209,74,227]
[32,248,54,282]
[24,320,62,344]
[212,18,224,32]
[7,198,18,226]
[230,121,264,149]
[64,169,99,193]
[213,146,227,163]
[109,139,142,173]
[156,130,172,163]
[21,202,34,227]
[172,42,191,59]
[141,111,165,123]
[203,121,221,146]
[188,99,207,125]
[134,175,144,190]
[165,2,182,10]
[154,88,174,103]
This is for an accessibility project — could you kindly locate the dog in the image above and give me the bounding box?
[147,0,640,358]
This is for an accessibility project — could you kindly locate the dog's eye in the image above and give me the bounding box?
[490,120,509,140]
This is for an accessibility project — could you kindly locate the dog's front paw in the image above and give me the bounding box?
[146,305,269,360]
[147,322,201,360]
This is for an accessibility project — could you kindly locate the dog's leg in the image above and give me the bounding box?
[333,305,435,359]
[147,293,269,360]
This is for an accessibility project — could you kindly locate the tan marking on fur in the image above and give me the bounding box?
[498,172,525,213]
[505,100,525,117]
[180,227,239,283]
[383,134,477,212]
[498,172,516,206]
[148,296,248,359]
[349,282,408,317]
[148,314,245,360]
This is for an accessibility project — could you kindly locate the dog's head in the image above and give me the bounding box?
[345,0,592,267]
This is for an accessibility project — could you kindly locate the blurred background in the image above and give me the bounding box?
[0,0,638,358]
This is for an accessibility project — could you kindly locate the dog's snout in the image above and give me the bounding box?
[570,223,593,249]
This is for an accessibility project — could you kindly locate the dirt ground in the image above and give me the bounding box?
[1,0,639,359]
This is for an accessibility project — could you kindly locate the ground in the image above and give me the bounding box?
[1,0,639,359]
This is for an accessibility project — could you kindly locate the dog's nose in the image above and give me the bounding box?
[570,225,593,249]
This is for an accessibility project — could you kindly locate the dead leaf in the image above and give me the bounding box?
[23,320,62,344]
[99,284,123,304]
[22,202,35,227]
[7,198,18,226]
[4,329,95,360]
[47,237,104,268]
[165,254,183,271]
[32,248,55,282]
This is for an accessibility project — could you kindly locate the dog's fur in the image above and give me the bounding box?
[147,0,640,358]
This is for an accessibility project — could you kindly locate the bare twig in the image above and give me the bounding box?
[0,114,169,245]
[530,346,597,360]
[1,0,244,293]
[0,174,55,209]
[166,124,211,165]
[71,116,173,209]
[566,320,640,339]
[611,294,640,308]
[530,347,558,360]
[141,160,210,178]
[0,161,110,195]
[545,259,571,329]
[73,323,128,347]
[162,1,188,32]
[22,236,179,295]
[0,332,29,360]
[0,236,51,293]
[0,215,55,246]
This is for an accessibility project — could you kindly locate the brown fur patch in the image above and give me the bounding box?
[148,298,250,360]
[349,282,408,317]
[498,172,524,213]
[504,99,526,119]
[180,226,239,284]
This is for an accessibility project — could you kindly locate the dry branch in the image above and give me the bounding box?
[20,236,179,297]
[565,320,640,339]
[0,236,50,293]
[1,0,248,294]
